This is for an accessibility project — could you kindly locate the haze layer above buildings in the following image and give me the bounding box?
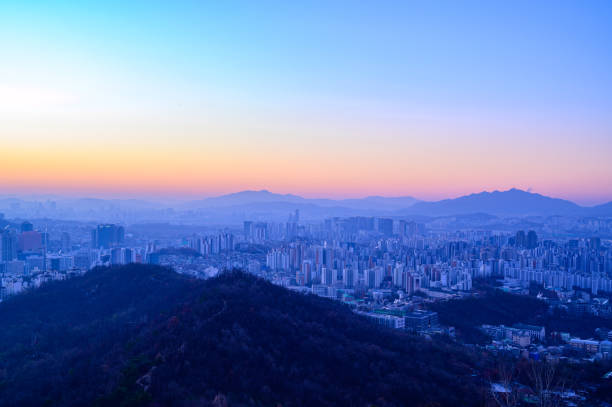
[1,188,612,226]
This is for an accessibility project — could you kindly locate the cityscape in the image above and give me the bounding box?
[2,193,612,362]
[1,1,612,406]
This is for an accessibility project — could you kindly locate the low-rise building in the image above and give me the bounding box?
[404,310,439,333]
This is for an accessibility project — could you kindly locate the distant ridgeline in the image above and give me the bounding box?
[0,264,482,407]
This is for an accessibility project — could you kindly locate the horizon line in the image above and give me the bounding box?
[0,187,610,207]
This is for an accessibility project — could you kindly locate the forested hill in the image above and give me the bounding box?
[0,265,482,406]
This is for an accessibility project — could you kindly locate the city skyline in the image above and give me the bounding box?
[3,2,612,405]
[2,1,611,204]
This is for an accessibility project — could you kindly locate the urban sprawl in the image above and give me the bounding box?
[1,211,611,363]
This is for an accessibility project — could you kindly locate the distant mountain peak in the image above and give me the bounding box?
[181,190,420,217]
[407,188,583,217]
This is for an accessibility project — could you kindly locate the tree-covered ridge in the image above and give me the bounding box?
[0,265,482,407]
[428,288,549,344]
[429,283,612,344]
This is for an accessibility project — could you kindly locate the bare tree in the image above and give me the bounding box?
[526,360,565,407]
[490,362,519,407]
[490,359,570,407]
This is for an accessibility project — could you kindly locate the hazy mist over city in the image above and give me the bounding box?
[1,1,612,406]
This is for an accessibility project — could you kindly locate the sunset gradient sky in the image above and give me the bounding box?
[1,1,611,204]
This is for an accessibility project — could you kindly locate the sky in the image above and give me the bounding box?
[1,1,611,205]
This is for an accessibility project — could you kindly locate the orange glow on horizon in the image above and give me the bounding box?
[1,104,611,205]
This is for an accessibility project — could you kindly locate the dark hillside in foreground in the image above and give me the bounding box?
[0,265,482,407]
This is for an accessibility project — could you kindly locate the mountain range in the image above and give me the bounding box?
[404,188,608,217]
[184,189,420,211]
[184,188,612,219]
[0,188,610,223]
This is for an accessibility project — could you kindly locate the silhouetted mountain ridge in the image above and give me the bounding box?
[0,264,481,407]
[589,201,612,217]
[188,189,612,218]
[1,189,610,222]
[405,188,609,217]
[186,190,420,211]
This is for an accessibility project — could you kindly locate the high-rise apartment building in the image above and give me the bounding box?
[91,224,125,249]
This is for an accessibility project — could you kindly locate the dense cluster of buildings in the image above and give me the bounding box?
[1,214,611,358]
[0,222,134,298]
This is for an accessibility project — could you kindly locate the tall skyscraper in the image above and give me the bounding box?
[18,231,43,252]
[61,232,71,253]
[527,231,538,249]
[20,221,34,233]
[377,218,393,236]
[321,267,334,286]
[342,268,355,288]
[91,224,125,249]
[1,228,18,262]
[515,230,527,248]
[243,221,253,238]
